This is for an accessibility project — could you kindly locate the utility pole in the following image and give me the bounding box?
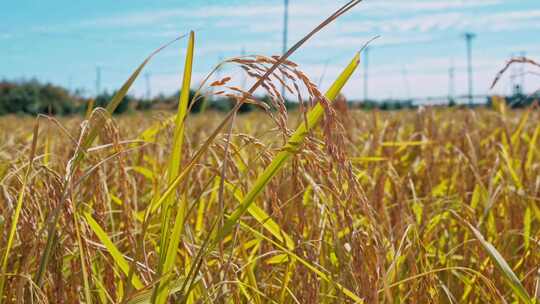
[510,52,517,94]
[68,76,73,93]
[241,47,247,89]
[464,33,476,106]
[520,51,526,93]
[144,72,151,100]
[363,46,369,102]
[95,66,102,97]
[401,65,411,100]
[214,55,224,100]
[448,60,455,102]
[281,0,289,100]
[282,0,289,56]
[217,55,224,80]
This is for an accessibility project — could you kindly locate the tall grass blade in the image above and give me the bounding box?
[83,212,144,290]
[526,124,540,170]
[466,220,532,303]
[153,30,195,304]
[225,181,295,250]
[73,211,93,304]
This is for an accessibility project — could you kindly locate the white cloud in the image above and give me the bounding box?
[70,0,503,29]
[209,7,539,40]
[7,0,538,100]
[338,9,540,34]
[364,0,502,12]
[173,0,502,18]
[78,10,186,28]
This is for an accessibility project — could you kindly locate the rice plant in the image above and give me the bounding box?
[1,0,540,303]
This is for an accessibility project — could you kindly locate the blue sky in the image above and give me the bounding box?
[2,0,540,101]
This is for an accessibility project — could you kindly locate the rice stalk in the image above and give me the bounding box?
[152,30,195,304]
[0,121,38,304]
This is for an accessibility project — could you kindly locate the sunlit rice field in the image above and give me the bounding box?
[1,1,540,302]
[1,104,540,303]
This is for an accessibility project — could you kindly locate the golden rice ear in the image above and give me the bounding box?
[204,53,362,303]
[32,34,187,291]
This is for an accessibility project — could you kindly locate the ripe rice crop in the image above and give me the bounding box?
[1,1,540,302]
[2,100,540,303]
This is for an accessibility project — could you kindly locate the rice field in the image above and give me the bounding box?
[1,99,540,303]
[2,1,540,303]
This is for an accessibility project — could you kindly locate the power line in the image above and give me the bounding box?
[281,0,289,99]
[510,52,520,94]
[241,47,247,89]
[317,59,330,88]
[95,66,102,97]
[401,65,411,100]
[520,51,526,93]
[464,32,476,105]
[144,72,151,99]
[282,0,289,56]
[68,75,73,93]
[448,60,455,100]
[363,46,369,102]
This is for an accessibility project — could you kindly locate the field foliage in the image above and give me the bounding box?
[1,98,540,303]
[1,1,540,303]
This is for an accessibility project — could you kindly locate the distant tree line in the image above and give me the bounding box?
[0,79,302,116]
[0,80,81,115]
[0,79,538,116]
[0,79,284,115]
